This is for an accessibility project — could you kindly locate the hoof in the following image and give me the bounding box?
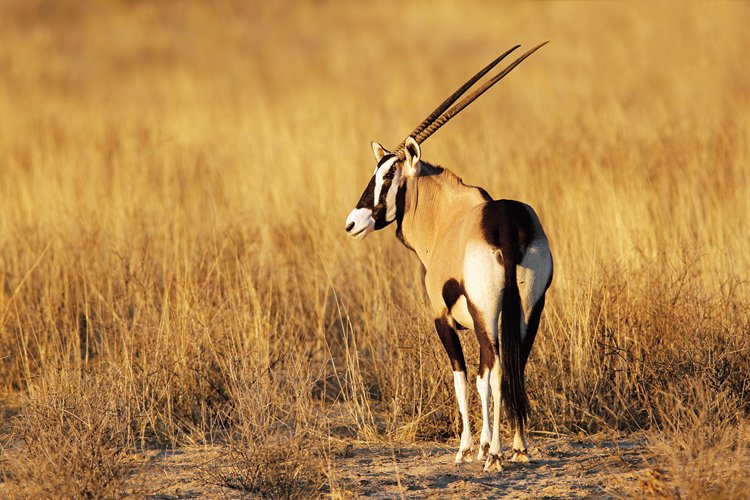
[483,453,503,472]
[455,448,474,464]
[477,443,490,461]
[510,449,531,463]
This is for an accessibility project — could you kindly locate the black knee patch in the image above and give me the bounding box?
[434,317,466,372]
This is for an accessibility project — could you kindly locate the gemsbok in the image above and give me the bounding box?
[344,43,553,471]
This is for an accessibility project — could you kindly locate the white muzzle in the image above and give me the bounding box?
[345,208,375,240]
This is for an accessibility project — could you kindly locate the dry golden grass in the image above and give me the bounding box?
[0,0,749,497]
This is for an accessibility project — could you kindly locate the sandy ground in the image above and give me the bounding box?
[125,434,656,498]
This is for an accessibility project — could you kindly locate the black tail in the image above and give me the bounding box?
[499,225,528,430]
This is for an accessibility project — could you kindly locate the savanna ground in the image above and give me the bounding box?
[0,1,749,498]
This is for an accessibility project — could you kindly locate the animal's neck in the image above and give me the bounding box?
[396,161,490,265]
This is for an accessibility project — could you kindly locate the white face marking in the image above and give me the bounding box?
[373,156,398,208]
[345,207,375,240]
[384,174,400,221]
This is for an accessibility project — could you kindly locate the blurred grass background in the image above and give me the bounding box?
[0,0,749,497]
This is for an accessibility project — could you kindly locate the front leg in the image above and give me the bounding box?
[434,316,473,463]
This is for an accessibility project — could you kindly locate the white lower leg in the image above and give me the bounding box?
[476,370,492,460]
[453,371,474,463]
[489,362,502,456]
[484,361,503,472]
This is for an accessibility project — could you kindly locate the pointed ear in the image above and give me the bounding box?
[403,136,421,177]
[371,141,389,162]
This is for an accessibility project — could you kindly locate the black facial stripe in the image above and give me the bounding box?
[373,209,388,229]
[355,175,376,209]
[380,174,393,197]
[395,180,410,248]
[383,165,396,180]
[373,174,393,228]
[377,153,397,167]
[384,165,399,194]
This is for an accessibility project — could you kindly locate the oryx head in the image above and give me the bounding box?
[344,42,549,240]
[344,137,421,240]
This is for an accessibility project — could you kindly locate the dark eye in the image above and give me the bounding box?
[384,172,394,180]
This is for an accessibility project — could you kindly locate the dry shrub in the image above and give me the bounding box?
[2,370,135,499]
[209,433,326,499]
[645,379,750,499]
[202,361,329,498]
[529,250,750,434]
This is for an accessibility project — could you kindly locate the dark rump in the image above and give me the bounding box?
[480,199,536,253]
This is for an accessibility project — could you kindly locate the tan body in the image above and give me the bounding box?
[400,164,550,331]
[400,166,490,324]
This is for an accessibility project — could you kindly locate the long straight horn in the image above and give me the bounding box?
[392,42,548,160]
[391,45,521,159]
[412,42,548,147]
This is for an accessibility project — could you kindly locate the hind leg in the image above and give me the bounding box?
[511,247,553,462]
[462,243,505,467]
[511,294,546,462]
[476,367,492,461]
[466,303,503,472]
